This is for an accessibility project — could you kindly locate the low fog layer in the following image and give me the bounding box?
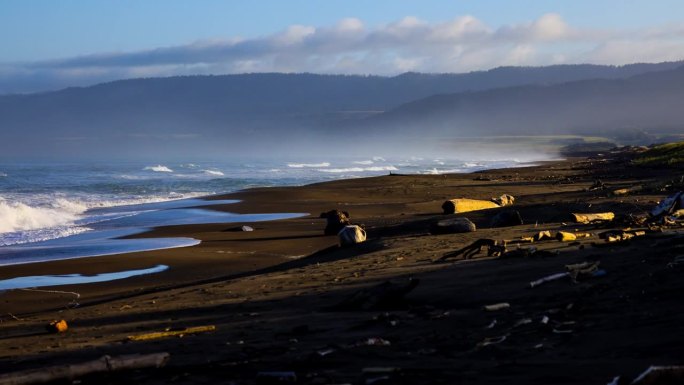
[0,62,683,161]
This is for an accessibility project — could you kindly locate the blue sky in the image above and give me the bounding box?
[1,0,683,93]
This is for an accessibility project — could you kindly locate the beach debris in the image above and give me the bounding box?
[630,365,684,384]
[598,229,646,243]
[529,272,570,288]
[430,217,476,234]
[437,238,505,261]
[224,225,254,232]
[363,367,400,385]
[501,246,538,258]
[612,185,643,196]
[320,209,351,235]
[0,353,170,385]
[588,179,607,191]
[45,319,68,334]
[566,261,601,280]
[330,278,419,311]
[359,337,392,346]
[650,191,683,217]
[316,347,337,357]
[256,371,297,384]
[571,212,615,224]
[490,210,524,227]
[491,194,515,206]
[534,231,554,241]
[477,334,508,348]
[442,198,499,214]
[127,325,216,341]
[483,302,510,312]
[338,225,366,246]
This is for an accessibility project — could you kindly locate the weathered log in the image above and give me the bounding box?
[430,218,476,234]
[0,353,170,385]
[127,325,216,341]
[556,231,577,242]
[338,225,366,246]
[571,212,615,224]
[442,199,499,214]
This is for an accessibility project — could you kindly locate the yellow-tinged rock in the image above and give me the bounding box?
[556,231,577,242]
[571,212,615,224]
[442,199,500,214]
[46,319,68,333]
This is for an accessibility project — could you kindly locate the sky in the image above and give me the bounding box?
[1,0,684,93]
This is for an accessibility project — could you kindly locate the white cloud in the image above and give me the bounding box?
[1,13,684,93]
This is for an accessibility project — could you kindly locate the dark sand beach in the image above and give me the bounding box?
[1,150,683,384]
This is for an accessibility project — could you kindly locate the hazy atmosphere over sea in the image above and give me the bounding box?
[2,2,684,384]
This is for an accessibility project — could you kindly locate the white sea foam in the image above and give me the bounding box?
[0,226,92,247]
[317,166,398,173]
[0,172,6,177]
[422,168,463,175]
[287,162,331,168]
[372,156,386,162]
[353,160,374,165]
[143,165,174,172]
[0,198,87,234]
[203,169,225,176]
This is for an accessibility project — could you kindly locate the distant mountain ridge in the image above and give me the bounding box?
[369,64,684,137]
[0,61,683,158]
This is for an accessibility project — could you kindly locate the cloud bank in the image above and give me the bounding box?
[2,13,684,93]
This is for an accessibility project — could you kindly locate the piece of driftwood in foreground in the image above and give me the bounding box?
[442,198,499,214]
[0,353,170,385]
[127,325,216,341]
[571,212,615,224]
[437,238,506,261]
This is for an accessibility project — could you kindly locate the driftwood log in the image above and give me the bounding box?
[442,199,499,214]
[127,325,216,341]
[0,353,170,385]
[571,212,615,224]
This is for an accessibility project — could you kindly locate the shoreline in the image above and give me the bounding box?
[1,152,683,383]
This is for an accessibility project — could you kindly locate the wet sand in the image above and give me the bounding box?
[0,151,683,384]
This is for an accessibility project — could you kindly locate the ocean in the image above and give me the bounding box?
[0,157,523,266]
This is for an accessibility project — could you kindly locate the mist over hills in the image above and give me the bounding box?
[0,61,683,159]
[370,64,684,138]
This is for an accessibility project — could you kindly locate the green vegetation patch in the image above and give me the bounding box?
[634,141,684,166]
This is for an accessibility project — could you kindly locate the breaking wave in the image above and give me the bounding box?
[287,162,331,168]
[143,165,174,172]
[203,169,225,176]
[0,198,87,234]
[317,166,398,173]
